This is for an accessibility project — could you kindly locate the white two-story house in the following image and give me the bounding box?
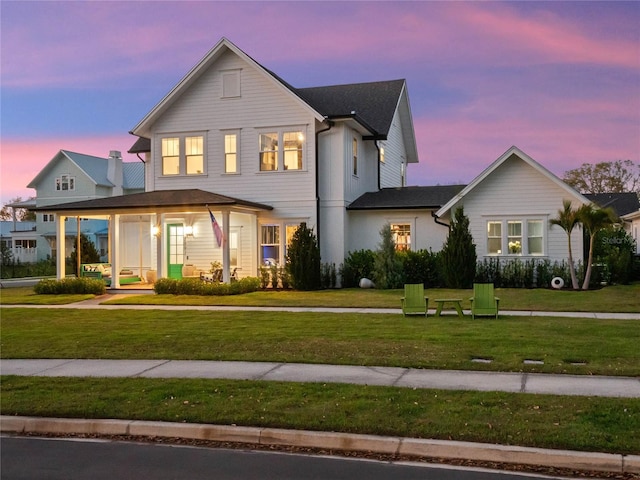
[38,37,417,285]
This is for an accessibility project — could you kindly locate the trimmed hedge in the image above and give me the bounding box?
[153,277,261,295]
[34,278,106,295]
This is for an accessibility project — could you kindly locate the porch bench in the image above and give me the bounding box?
[80,263,141,286]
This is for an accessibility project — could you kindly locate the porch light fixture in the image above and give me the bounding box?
[184,225,194,237]
[151,225,160,237]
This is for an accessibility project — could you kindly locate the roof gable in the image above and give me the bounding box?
[27,150,112,189]
[130,37,325,138]
[435,146,590,217]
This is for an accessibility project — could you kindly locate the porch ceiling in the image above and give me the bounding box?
[33,189,273,216]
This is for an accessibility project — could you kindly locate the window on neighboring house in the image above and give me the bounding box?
[259,133,278,171]
[283,132,303,170]
[352,137,358,176]
[391,223,411,251]
[261,225,280,265]
[15,240,36,249]
[43,214,55,222]
[527,220,543,255]
[185,136,204,174]
[221,70,241,98]
[487,221,502,254]
[487,219,545,256]
[224,133,238,173]
[162,137,180,175]
[507,221,522,254]
[56,174,75,191]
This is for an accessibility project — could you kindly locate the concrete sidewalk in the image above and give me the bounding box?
[3,358,639,398]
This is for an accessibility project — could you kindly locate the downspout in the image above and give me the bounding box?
[374,141,381,191]
[432,210,450,232]
[315,119,333,248]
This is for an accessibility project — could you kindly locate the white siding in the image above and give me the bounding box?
[445,154,586,263]
[380,109,408,188]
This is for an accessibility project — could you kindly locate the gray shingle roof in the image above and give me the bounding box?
[35,189,272,212]
[348,185,466,210]
[584,192,640,217]
[295,80,405,137]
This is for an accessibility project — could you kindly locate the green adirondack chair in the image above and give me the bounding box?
[469,283,500,319]
[401,283,428,316]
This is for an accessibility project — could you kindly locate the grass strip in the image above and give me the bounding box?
[2,376,638,455]
[2,284,639,313]
[2,309,639,376]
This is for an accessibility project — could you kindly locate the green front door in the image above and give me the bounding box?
[167,224,184,279]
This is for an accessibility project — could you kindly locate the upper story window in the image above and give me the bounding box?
[259,129,305,172]
[352,137,358,176]
[55,174,75,191]
[379,145,385,164]
[161,135,205,176]
[221,70,241,98]
[224,133,238,174]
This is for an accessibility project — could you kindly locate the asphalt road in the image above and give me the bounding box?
[1,436,554,480]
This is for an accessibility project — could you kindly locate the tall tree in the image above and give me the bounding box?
[578,204,617,290]
[563,160,639,194]
[549,200,582,290]
[0,196,36,221]
[440,207,476,289]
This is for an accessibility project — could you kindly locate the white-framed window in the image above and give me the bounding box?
[221,69,241,98]
[259,129,305,172]
[486,218,545,256]
[43,214,55,222]
[487,221,502,255]
[352,137,358,176]
[162,137,180,175]
[160,134,206,176]
[379,145,385,164]
[224,132,238,174]
[260,225,280,265]
[391,223,411,251]
[55,174,75,191]
[527,220,543,255]
[185,136,204,174]
[507,221,522,254]
[229,229,240,268]
[15,239,36,249]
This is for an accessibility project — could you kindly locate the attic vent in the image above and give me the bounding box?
[222,70,241,98]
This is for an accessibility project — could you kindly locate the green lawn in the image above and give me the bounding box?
[2,284,640,312]
[2,308,638,376]
[2,376,638,455]
[2,283,639,456]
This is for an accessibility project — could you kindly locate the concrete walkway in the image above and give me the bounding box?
[2,358,639,398]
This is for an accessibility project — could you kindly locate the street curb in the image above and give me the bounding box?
[2,416,638,474]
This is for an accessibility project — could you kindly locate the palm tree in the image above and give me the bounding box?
[549,200,581,290]
[578,204,618,290]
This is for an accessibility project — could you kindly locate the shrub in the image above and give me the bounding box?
[154,277,260,295]
[34,277,106,295]
[321,262,337,289]
[259,266,270,289]
[441,207,476,288]
[399,249,442,288]
[286,222,321,290]
[373,224,404,289]
[340,249,375,288]
[592,226,635,285]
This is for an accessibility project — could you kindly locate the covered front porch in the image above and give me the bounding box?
[40,189,272,288]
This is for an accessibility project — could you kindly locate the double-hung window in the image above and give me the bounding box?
[507,221,522,254]
[352,138,358,176]
[259,129,305,171]
[391,223,411,251]
[527,220,543,255]
[260,225,280,265]
[224,133,238,173]
[487,221,502,254]
[161,135,205,176]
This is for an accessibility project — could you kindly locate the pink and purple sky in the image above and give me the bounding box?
[1,1,639,206]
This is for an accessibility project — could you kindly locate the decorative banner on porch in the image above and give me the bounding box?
[208,207,224,247]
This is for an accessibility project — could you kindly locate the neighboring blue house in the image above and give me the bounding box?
[26,149,144,262]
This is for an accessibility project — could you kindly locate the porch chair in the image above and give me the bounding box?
[401,283,428,317]
[469,283,500,319]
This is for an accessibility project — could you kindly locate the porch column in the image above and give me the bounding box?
[56,214,66,280]
[110,214,120,288]
[156,214,164,278]
[222,209,231,283]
